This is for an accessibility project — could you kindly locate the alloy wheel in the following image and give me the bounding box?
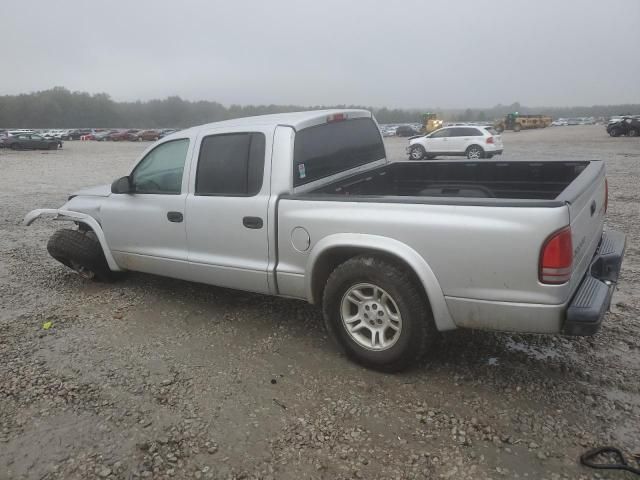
[340,283,402,351]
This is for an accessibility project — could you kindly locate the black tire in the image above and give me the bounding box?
[322,255,437,372]
[628,129,639,137]
[486,154,493,159]
[609,128,620,137]
[409,145,426,160]
[466,145,485,159]
[46,229,123,282]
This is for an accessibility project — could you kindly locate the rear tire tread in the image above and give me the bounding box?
[322,255,436,372]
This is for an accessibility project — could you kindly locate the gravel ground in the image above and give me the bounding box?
[0,126,639,480]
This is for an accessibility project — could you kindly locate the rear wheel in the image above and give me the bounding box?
[466,145,484,159]
[322,255,437,372]
[628,129,639,137]
[409,145,426,160]
[47,229,123,282]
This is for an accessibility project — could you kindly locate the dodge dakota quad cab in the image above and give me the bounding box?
[25,110,626,372]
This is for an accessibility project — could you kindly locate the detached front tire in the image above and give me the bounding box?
[322,255,437,372]
[47,229,122,282]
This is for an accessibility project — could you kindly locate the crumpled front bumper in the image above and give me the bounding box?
[23,208,122,271]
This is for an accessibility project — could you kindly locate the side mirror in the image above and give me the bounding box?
[111,176,133,194]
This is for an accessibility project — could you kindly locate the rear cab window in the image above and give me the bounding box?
[293,118,385,187]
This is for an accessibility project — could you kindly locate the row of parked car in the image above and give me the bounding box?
[380,124,423,137]
[0,132,63,150]
[551,117,599,126]
[0,128,179,150]
[77,128,178,142]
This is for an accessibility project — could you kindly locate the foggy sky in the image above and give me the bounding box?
[2,0,639,109]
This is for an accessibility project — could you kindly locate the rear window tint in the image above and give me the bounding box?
[293,118,385,187]
[484,127,498,135]
[196,133,265,196]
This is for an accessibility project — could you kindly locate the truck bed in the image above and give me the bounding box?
[307,161,589,200]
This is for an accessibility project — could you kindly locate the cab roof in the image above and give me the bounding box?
[179,109,373,136]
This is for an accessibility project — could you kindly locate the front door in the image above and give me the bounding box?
[100,137,194,278]
[425,127,452,154]
[184,129,271,294]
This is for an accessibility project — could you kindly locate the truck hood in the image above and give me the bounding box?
[70,184,112,198]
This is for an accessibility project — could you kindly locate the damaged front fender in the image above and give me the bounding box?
[23,209,122,271]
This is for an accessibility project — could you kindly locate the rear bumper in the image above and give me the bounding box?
[563,230,626,336]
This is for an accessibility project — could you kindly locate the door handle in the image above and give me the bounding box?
[167,211,183,223]
[243,216,263,229]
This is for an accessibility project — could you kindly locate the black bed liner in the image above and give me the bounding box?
[310,161,589,200]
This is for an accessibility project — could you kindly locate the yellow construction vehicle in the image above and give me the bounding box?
[421,113,443,134]
[494,113,553,132]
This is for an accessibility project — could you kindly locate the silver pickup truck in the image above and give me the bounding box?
[25,109,626,371]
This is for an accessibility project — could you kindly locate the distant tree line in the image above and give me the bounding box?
[1,87,638,128]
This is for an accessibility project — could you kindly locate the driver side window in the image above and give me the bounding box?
[430,128,450,138]
[131,139,190,194]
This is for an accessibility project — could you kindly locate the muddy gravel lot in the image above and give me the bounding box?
[1,125,639,480]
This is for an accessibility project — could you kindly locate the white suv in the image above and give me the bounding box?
[407,126,503,160]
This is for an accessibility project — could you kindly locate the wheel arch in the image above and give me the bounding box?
[306,234,456,331]
[23,208,122,271]
[466,143,485,152]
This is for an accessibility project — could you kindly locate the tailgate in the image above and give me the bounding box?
[562,162,607,294]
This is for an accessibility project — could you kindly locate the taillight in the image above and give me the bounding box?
[486,136,494,144]
[604,178,608,213]
[539,226,573,284]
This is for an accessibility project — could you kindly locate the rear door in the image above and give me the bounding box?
[184,127,272,294]
[450,127,478,152]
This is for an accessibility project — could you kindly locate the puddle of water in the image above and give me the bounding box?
[503,337,564,361]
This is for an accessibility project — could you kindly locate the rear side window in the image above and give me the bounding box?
[196,132,265,196]
[484,127,498,135]
[457,127,483,136]
[293,118,385,187]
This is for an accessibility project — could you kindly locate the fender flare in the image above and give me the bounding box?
[23,209,122,271]
[305,233,456,331]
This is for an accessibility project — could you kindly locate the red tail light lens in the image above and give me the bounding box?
[327,113,347,123]
[486,136,494,144]
[604,178,608,213]
[539,226,573,284]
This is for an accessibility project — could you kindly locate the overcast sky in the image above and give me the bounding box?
[2,0,639,109]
